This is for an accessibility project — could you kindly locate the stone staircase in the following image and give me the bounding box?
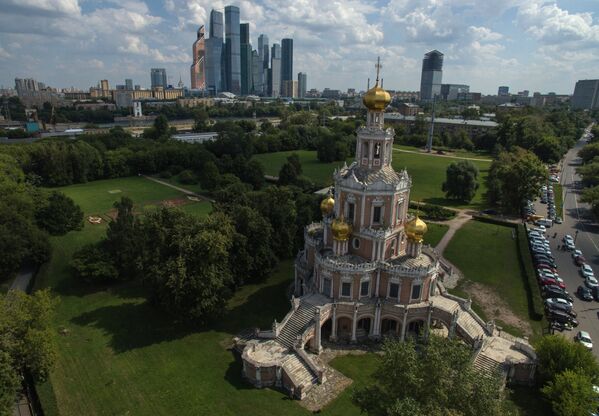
[282,353,318,395]
[457,310,486,340]
[473,351,505,378]
[276,303,317,349]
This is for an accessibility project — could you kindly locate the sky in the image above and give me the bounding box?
[0,0,598,95]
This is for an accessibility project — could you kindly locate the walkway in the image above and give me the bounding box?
[142,175,214,203]
[393,147,492,162]
[9,266,35,292]
[434,211,472,254]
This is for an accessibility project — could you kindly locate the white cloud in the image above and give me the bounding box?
[0,47,11,59]
[468,26,503,42]
[1,0,81,16]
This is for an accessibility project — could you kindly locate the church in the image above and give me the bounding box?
[235,61,537,402]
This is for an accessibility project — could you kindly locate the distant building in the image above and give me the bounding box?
[517,90,529,97]
[419,50,443,101]
[298,72,307,98]
[190,26,206,90]
[151,69,167,89]
[385,113,497,138]
[133,101,143,117]
[322,88,341,99]
[240,23,252,95]
[205,10,224,96]
[281,38,293,87]
[571,79,599,110]
[125,79,133,90]
[224,5,241,94]
[397,103,420,116]
[251,50,262,95]
[100,80,110,91]
[282,80,298,98]
[440,84,469,101]
[393,91,419,102]
[258,34,269,96]
[498,86,509,96]
[270,43,281,97]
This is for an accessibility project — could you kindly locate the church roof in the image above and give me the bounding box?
[337,163,408,188]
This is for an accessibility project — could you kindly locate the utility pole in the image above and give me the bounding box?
[426,95,436,152]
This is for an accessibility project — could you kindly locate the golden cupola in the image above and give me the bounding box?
[405,215,428,243]
[320,192,335,216]
[331,216,351,241]
[362,57,391,111]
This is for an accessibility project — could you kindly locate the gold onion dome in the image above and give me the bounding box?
[331,216,352,241]
[320,192,335,216]
[405,215,428,243]
[362,82,391,111]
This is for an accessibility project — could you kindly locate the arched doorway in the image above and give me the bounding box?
[381,318,399,336]
[406,319,425,340]
[357,317,372,339]
[337,317,352,341]
[321,318,332,341]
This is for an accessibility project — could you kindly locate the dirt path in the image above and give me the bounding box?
[434,211,472,254]
[392,147,492,162]
[143,175,214,203]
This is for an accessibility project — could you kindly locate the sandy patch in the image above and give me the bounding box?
[108,189,122,194]
[460,281,533,336]
[161,198,189,208]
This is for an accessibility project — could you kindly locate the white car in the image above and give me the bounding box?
[585,275,599,289]
[534,226,547,234]
[565,241,576,251]
[575,331,593,350]
[582,264,595,279]
[572,249,583,259]
[564,235,574,244]
[545,297,573,308]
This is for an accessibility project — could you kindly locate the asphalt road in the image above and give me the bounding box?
[537,126,599,355]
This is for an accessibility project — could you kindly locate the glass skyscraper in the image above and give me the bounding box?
[190,25,206,90]
[298,72,307,98]
[419,50,443,101]
[281,38,293,84]
[224,5,241,94]
[258,34,269,95]
[205,10,223,95]
[240,23,252,95]
[150,68,167,89]
[270,43,281,97]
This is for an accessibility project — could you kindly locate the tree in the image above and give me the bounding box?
[105,197,140,279]
[579,142,599,164]
[352,336,507,416]
[278,161,299,185]
[70,243,119,282]
[178,169,197,185]
[35,191,83,235]
[0,290,57,415]
[580,186,599,220]
[442,160,479,202]
[535,335,599,385]
[542,369,599,416]
[198,160,221,192]
[487,147,546,212]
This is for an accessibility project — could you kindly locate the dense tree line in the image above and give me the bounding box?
[577,127,599,219]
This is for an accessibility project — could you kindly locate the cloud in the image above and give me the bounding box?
[0,46,11,59]
[1,0,81,16]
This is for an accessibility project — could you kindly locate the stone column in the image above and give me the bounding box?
[242,360,247,377]
[351,304,358,343]
[330,303,338,341]
[255,366,262,388]
[314,307,322,353]
[275,366,282,387]
[400,306,408,341]
[375,270,381,298]
[449,310,458,339]
[372,301,381,338]
[426,303,433,340]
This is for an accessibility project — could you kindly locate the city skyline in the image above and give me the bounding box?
[1,1,599,94]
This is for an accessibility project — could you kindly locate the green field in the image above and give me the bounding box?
[424,223,449,248]
[444,220,541,336]
[252,150,490,209]
[393,144,493,161]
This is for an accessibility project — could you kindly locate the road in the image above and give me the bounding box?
[539,126,599,356]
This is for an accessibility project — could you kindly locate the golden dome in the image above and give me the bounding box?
[331,217,352,241]
[405,215,428,243]
[320,193,335,216]
[362,83,391,111]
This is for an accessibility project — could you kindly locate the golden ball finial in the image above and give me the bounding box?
[320,191,335,216]
[331,216,352,241]
[405,215,428,243]
[362,83,391,111]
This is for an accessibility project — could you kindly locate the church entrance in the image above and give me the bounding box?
[337,317,352,341]
[357,317,372,338]
[381,318,399,336]
[407,319,425,339]
[321,318,332,341]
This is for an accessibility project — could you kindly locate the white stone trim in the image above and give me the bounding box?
[359,275,371,298]
[339,275,353,299]
[387,278,401,302]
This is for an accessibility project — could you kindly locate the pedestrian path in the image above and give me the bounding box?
[434,211,472,254]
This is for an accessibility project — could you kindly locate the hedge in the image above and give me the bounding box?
[409,202,456,221]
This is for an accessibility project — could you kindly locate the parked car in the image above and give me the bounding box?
[586,276,599,289]
[564,235,574,244]
[575,331,593,350]
[592,286,599,301]
[537,264,559,273]
[572,249,583,258]
[534,256,558,268]
[545,297,573,309]
[581,264,595,279]
[575,256,587,266]
[577,286,594,301]
[539,277,565,289]
[542,286,574,303]
[565,240,576,251]
[547,310,579,327]
[546,304,577,318]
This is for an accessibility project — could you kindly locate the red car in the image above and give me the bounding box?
[537,264,559,274]
[539,277,566,289]
[575,256,586,266]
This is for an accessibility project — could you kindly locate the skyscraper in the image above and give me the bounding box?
[190,25,206,90]
[571,79,599,110]
[298,72,307,98]
[240,23,252,95]
[205,10,223,95]
[270,43,281,97]
[281,38,293,86]
[125,79,133,90]
[258,34,269,95]
[251,49,262,94]
[419,50,443,101]
[151,68,167,89]
[224,5,241,94]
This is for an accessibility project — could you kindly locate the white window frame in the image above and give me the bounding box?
[352,237,360,249]
[360,277,370,298]
[322,277,332,297]
[340,278,353,299]
[371,198,385,226]
[387,279,401,301]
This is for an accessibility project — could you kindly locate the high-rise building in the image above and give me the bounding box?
[419,50,443,101]
[15,78,40,95]
[282,80,298,98]
[281,38,293,86]
[205,10,224,95]
[224,5,241,94]
[498,86,509,96]
[258,34,269,95]
[270,43,281,97]
[125,79,133,90]
[150,68,167,89]
[571,79,599,110]
[190,25,206,90]
[251,50,262,94]
[240,23,252,95]
[298,72,307,98]
[440,84,469,101]
[100,79,110,91]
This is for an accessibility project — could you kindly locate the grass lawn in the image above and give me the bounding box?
[424,223,449,248]
[153,173,206,194]
[444,220,542,337]
[554,183,563,218]
[393,144,493,160]
[252,150,490,209]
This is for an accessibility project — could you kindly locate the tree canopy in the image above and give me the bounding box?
[442,160,479,202]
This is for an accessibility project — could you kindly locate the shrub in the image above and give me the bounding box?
[178,169,197,185]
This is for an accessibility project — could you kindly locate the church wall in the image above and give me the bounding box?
[378,272,389,298]
[399,280,412,304]
[350,236,374,260]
